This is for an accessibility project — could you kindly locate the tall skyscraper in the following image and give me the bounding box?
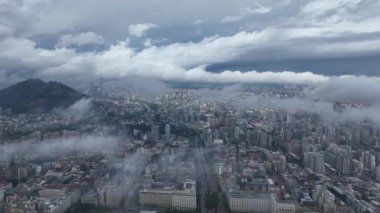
[165,124,171,140]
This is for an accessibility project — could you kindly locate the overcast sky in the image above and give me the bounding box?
[0,0,380,87]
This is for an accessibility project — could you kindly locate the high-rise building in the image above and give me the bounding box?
[315,185,336,213]
[0,189,4,203]
[258,131,271,148]
[165,124,171,140]
[325,146,352,175]
[268,153,286,173]
[234,126,241,141]
[375,165,380,182]
[304,152,325,174]
[362,151,376,172]
[336,154,352,175]
[17,167,28,181]
[151,125,160,141]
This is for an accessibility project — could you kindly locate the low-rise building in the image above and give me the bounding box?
[139,181,196,210]
[226,191,296,213]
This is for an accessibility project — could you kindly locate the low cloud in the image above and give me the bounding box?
[0,135,119,162]
[307,77,380,106]
[67,98,92,114]
[57,98,93,121]
[196,84,242,103]
[196,79,380,127]
[128,23,158,37]
[56,31,104,48]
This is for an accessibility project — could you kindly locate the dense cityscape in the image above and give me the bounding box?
[0,79,379,213]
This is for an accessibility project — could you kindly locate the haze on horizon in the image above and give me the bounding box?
[0,0,380,88]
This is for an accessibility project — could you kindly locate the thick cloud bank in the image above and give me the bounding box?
[0,0,380,86]
[0,33,332,85]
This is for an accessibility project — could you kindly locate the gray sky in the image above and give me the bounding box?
[0,0,380,86]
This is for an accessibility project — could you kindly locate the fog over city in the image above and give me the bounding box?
[195,77,380,126]
[0,135,118,162]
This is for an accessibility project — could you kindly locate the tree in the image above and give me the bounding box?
[206,193,219,209]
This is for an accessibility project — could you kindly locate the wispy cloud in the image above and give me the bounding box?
[222,3,272,23]
[128,23,158,37]
[56,31,104,48]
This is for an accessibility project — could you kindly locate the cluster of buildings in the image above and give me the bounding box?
[155,88,380,212]
[2,85,380,213]
[0,112,74,140]
[138,149,196,210]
